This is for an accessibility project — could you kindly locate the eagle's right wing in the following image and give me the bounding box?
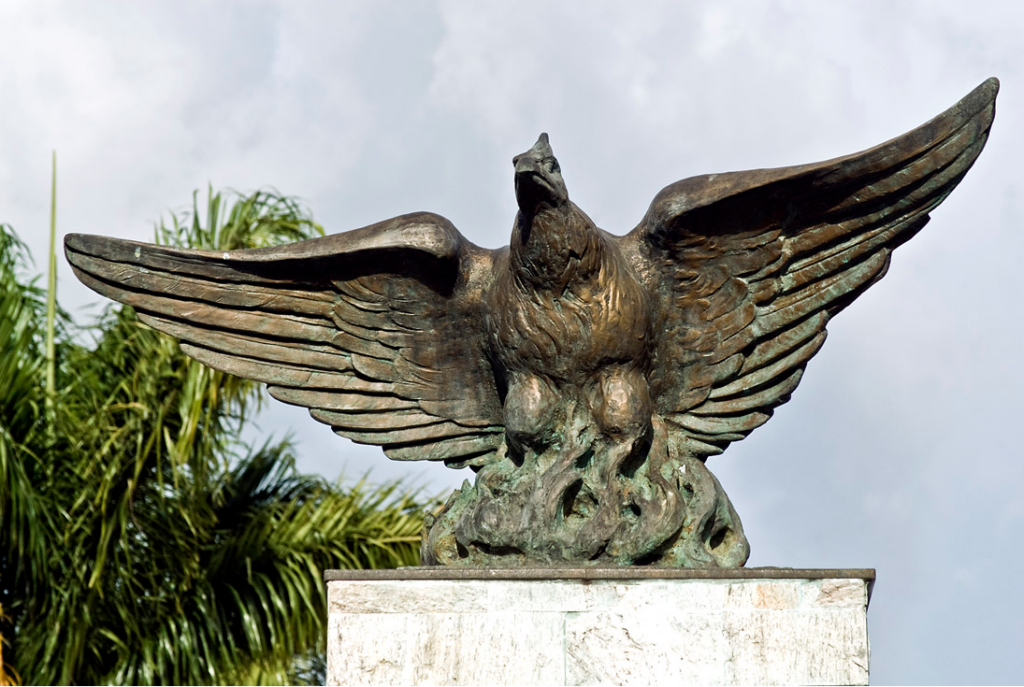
[66,212,506,469]
[618,79,997,459]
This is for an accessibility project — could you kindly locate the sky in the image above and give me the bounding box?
[1,1,1022,683]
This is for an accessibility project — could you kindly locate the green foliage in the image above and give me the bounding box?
[0,190,427,684]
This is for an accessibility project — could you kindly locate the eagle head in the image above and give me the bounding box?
[513,133,568,214]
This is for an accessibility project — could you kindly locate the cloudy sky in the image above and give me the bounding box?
[2,1,1021,683]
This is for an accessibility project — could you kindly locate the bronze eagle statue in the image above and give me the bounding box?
[66,78,998,567]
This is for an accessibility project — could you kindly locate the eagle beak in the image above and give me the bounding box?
[531,133,552,157]
[513,133,567,212]
[512,133,553,169]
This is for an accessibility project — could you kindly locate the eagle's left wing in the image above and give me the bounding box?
[66,212,506,469]
[617,78,997,459]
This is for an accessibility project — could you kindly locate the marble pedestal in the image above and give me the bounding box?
[325,568,873,686]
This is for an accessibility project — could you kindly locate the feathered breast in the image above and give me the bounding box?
[489,210,650,384]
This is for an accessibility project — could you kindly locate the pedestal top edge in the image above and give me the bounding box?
[324,567,875,582]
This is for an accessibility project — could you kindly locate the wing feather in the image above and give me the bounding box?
[384,435,503,463]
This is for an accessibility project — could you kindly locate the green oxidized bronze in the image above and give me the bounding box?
[66,79,998,568]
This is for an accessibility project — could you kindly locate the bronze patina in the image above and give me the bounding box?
[66,79,998,568]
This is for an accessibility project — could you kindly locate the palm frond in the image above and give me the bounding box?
[3,190,427,685]
[0,224,53,624]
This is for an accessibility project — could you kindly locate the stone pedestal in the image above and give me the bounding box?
[325,568,873,686]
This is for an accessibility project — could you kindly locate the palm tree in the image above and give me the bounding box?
[0,189,427,684]
[0,224,46,687]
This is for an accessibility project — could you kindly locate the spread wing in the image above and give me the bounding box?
[618,78,998,458]
[66,212,505,469]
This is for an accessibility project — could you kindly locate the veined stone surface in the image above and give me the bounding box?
[325,568,872,686]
